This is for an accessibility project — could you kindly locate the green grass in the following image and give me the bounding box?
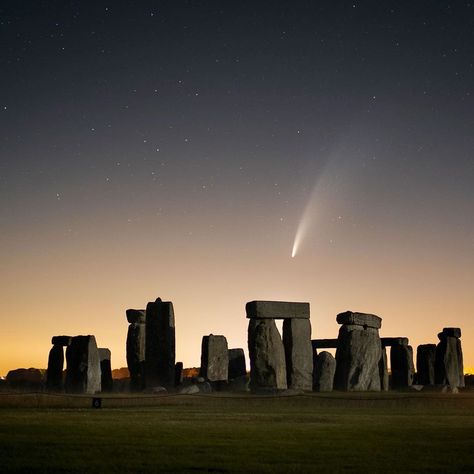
[0,393,473,473]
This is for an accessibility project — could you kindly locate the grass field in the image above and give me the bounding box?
[0,392,473,473]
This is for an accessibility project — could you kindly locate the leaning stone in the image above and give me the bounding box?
[126,309,146,324]
[442,327,461,338]
[246,301,310,319]
[416,344,436,385]
[334,324,382,391]
[145,298,176,388]
[248,318,287,391]
[98,348,113,393]
[381,337,409,347]
[379,347,389,391]
[336,311,382,329]
[200,335,229,382]
[390,344,415,389]
[282,319,312,391]
[228,348,246,379]
[46,345,64,391]
[51,336,72,346]
[313,351,336,392]
[126,321,146,391]
[65,335,101,394]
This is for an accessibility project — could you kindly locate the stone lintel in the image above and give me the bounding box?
[246,301,309,319]
[336,311,382,329]
[442,327,461,338]
[51,335,72,346]
[381,337,409,347]
[126,309,146,324]
[311,339,338,349]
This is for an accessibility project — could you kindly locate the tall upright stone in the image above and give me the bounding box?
[334,311,382,391]
[46,335,71,392]
[98,348,113,393]
[65,335,101,394]
[416,344,436,385]
[145,298,176,388]
[390,342,415,389]
[248,318,287,391]
[200,335,229,382]
[126,309,146,391]
[282,319,312,391]
[313,351,336,392]
[379,347,389,391]
[228,348,246,379]
[435,328,464,388]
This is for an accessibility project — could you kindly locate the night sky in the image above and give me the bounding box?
[1,1,473,375]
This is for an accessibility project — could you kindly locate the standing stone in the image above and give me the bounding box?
[47,345,65,391]
[334,312,382,391]
[435,328,464,388]
[228,348,246,379]
[390,343,414,389]
[65,335,101,394]
[145,298,176,388]
[175,362,183,386]
[313,351,336,392]
[416,344,436,385]
[126,309,146,391]
[282,319,313,391]
[200,335,229,382]
[98,348,113,393]
[248,318,287,391]
[379,347,389,391]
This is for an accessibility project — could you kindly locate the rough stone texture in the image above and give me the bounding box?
[336,311,382,329]
[282,319,313,391]
[98,348,113,393]
[126,321,146,391]
[313,351,336,392]
[51,336,72,346]
[246,301,310,319]
[65,336,101,394]
[126,309,146,324]
[379,347,389,391]
[145,298,176,388]
[390,344,415,389]
[7,368,44,390]
[381,337,409,347]
[442,327,461,338]
[435,335,464,388]
[175,362,183,386]
[248,318,287,391]
[311,339,338,349]
[178,384,199,395]
[46,345,64,391]
[200,335,229,382]
[416,344,436,385]
[228,348,246,379]
[334,324,382,391]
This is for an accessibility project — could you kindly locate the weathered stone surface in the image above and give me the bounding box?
[334,324,382,391]
[381,337,409,347]
[65,336,101,394]
[200,335,229,382]
[98,348,113,393]
[435,336,464,388]
[442,327,462,338]
[126,309,146,324]
[336,311,382,329]
[51,336,72,346]
[311,339,338,349]
[126,321,146,391]
[145,298,176,388]
[313,351,336,392]
[416,344,436,385]
[246,301,310,319]
[228,348,246,379]
[379,347,389,391]
[7,368,44,390]
[282,319,312,391]
[248,318,287,391]
[46,345,64,391]
[175,362,183,386]
[178,384,199,395]
[390,344,415,389]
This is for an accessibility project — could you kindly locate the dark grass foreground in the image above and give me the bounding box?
[0,392,473,473]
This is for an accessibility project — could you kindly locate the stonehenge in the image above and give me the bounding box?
[46,335,71,391]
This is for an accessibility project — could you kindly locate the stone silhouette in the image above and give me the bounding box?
[46,335,71,391]
[200,335,229,382]
[435,327,464,388]
[313,351,336,392]
[65,335,101,394]
[334,311,382,391]
[98,348,113,392]
[390,340,415,389]
[379,347,389,391]
[228,348,246,379]
[126,309,146,391]
[416,344,436,385]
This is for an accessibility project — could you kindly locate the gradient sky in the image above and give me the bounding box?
[1,1,473,376]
